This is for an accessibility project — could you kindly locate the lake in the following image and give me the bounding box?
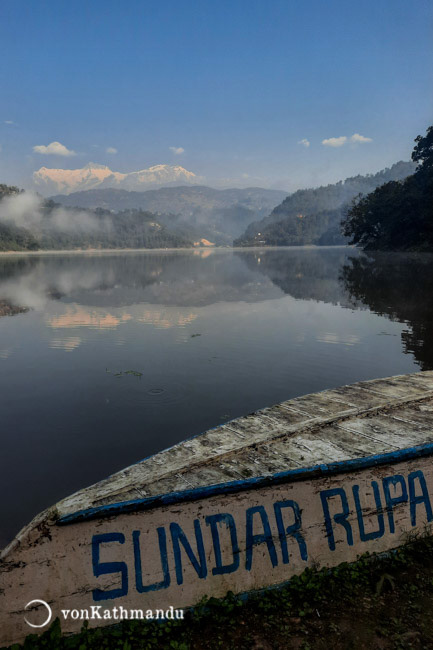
[1,246,433,547]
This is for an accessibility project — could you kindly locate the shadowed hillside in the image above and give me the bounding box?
[235,162,415,247]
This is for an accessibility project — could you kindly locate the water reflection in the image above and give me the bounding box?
[238,248,433,370]
[237,247,357,306]
[0,249,360,315]
[340,252,433,370]
[0,251,281,313]
[1,249,433,369]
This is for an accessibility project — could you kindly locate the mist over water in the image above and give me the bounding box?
[1,247,432,547]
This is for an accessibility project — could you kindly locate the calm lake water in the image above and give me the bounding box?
[1,246,433,546]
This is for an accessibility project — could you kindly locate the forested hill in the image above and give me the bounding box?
[341,125,433,251]
[234,161,415,247]
[50,185,288,245]
[0,185,193,251]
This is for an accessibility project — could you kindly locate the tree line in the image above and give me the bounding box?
[234,161,415,247]
[0,187,193,251]
[342,125,433,250]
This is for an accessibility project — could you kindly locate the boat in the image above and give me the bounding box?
[2,371,433,645]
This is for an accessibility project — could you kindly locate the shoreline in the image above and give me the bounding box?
[0,244,349,257]
[0,247,224,256]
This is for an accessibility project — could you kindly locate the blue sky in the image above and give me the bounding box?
[0,0,432,190]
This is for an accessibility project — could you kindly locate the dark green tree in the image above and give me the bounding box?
[341,125,433,251]
[412,125,433,172]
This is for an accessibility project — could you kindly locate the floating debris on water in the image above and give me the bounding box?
[124,370,143,377]
[105,368,143,378]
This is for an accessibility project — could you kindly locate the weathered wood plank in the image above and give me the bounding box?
[339,414,433,447]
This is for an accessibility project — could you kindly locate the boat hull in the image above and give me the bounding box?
[1,445,433,645]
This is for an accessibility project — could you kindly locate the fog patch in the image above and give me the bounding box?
[0,192,110,234]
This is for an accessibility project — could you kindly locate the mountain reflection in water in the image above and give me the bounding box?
[0,247,430,546]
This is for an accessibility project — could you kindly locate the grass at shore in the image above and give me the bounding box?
[8,534,433,650]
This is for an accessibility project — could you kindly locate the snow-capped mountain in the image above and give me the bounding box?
[33,162,197,195]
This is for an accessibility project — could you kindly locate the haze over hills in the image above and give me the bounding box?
[33,163,198,195]
[50,185,289,244]
[0,184,193,251]
[0,160,419,251]
[235,161,416,247]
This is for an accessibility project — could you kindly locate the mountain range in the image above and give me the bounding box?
[1,159,418,251]
[52,162,416,247]
[50,186,289,244]
[33,162,198,195]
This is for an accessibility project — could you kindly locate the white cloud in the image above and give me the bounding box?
[321,133,373,149]
[322,136,347,148]
[106,147,117,154]
[350,133,373,143]
[169,146,185,155]
[33,141,76,156]
[4,120,15,125]
[298,138,310,148]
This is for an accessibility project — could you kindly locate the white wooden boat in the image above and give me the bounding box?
[3,371,433,645]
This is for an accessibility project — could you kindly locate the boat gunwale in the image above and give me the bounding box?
[58,440,433,525]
